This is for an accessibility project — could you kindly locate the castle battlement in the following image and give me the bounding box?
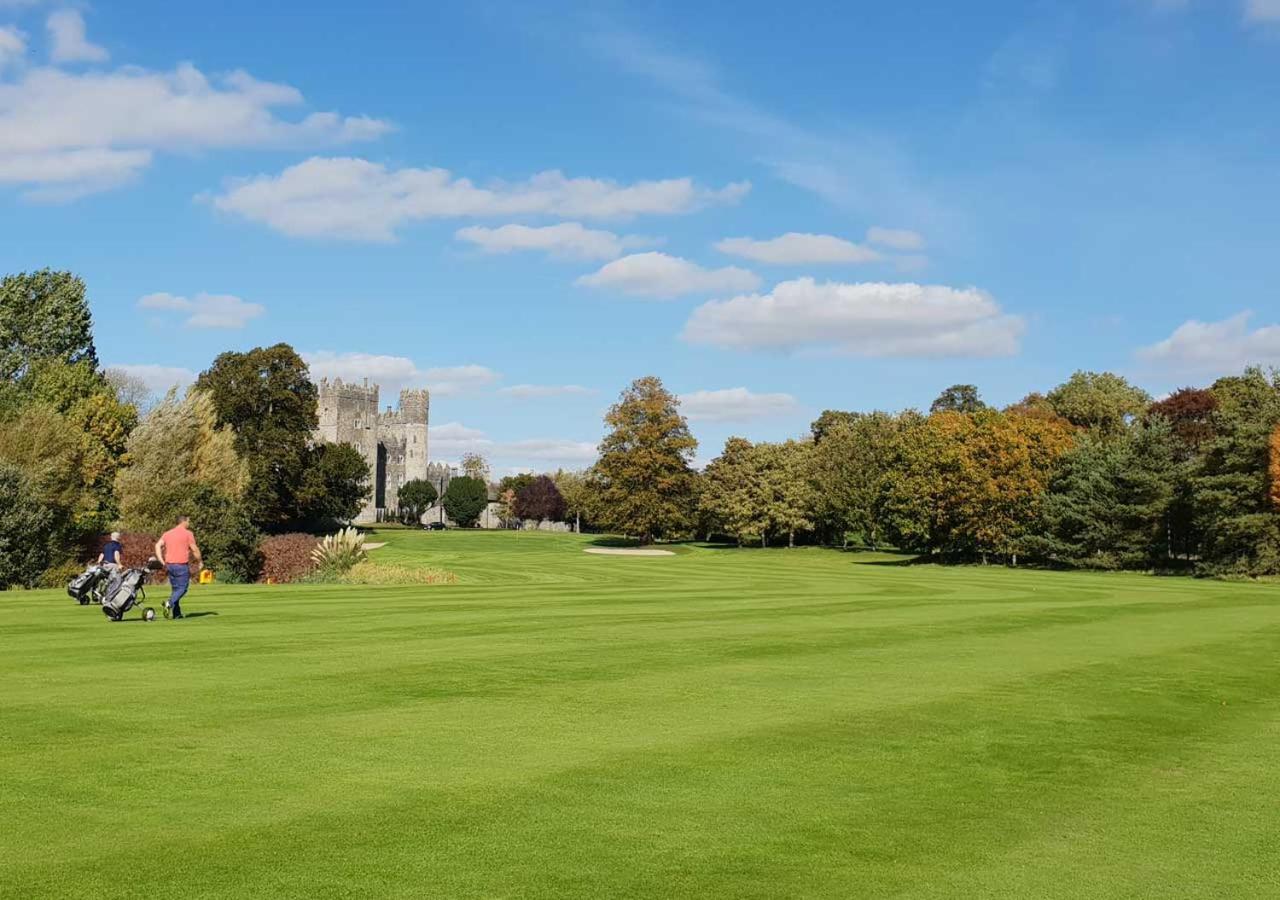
[312,376,431,522]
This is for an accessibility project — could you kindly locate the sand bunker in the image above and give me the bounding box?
[583,547,675,557]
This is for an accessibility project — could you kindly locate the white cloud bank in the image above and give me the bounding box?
[47,10,107,64]
[0,59,389,200]
[429,422,597,469]
[681,277,1023,357]
[138,292,264,329]
[210,157,749,240]
[679,387,799,422]
[576,252,760,298]
[302,351,500,397]
[0,26,26,71]
[715,232,880,265]
[455,222,650,261]
[1135,312,1280,375]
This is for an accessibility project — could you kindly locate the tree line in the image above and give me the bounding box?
[0,271,371,587]
[568,371,1280,576]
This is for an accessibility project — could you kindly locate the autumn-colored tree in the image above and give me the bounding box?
[514,475,566,522]
[1148,387,1217,453]
[593,376,698,543]
[461,452,491,482]
[1271,424,1280,510]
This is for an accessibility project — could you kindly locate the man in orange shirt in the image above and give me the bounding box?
[155,515,202,620]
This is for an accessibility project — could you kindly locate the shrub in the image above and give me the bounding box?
[311,527,367,575]
[338,561,456,585]
[187,485,262,584]
[259,533,320,583]
[0,463,55,589]
[89,531,159,568]
[38,558,84,589]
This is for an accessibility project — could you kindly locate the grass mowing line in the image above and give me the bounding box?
[3,529,1280,898]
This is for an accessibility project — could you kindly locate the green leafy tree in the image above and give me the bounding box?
[0,463,56,588]
[930,384,986,414]
[298,443,371,526]
[809,409,858,444]
[398,478,439,525]
[0,270,98,382]
[115,390,248,533]
[194,344,318,528]
[0,404,94,557]
[593,376,698,543]
[759,440,817,548]
[808,411,903,548]
[187,484,263,583]
[1047,371,1151,438]
[553,469,596,533]
[699,437,759,544]
[442,475,489,527]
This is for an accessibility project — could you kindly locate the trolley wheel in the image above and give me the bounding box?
[142,607,156,622]
[78,597,90,606]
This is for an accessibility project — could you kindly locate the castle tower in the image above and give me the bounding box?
[315,378,381,521]
[398,388,430,485]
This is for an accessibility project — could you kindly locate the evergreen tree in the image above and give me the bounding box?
[593,376,698,543]
[298,443,371,525]
[442,475,489,527]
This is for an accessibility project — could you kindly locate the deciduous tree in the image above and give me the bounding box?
[398,478,438,525]
[930,384,986,414]
[514,475,566,522]
[0,464,55,589]
[593,376,698,543]
[1047,371,1150,438]
[0,270,98,382]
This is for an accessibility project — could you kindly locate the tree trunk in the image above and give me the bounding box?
[575,512,580,533]
[788,530,795,548]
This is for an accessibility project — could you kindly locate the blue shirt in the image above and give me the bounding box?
[102,541,123,565]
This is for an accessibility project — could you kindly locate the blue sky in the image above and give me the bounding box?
[2,0,1278,473]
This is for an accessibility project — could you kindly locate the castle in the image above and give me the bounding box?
[315,378,452,523]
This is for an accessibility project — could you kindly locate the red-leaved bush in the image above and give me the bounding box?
[259,533,320,583]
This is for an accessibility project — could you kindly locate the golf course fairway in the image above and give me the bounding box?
[3,529,1280,898]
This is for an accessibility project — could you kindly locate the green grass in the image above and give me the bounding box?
[4,530,1280,898]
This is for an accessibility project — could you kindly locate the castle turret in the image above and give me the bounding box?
[399,388,430,486]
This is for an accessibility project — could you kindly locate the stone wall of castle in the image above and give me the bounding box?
[315,378,430,523]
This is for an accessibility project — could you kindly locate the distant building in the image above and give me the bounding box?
[314,378,429,523]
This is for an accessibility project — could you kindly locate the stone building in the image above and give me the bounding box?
[314,378,429,523]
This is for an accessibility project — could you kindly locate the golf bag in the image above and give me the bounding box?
[68,565,110,605]
[101,568,151,621]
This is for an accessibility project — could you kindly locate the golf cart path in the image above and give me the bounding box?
[583,547,676,557]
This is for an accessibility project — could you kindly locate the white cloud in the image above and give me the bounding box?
[46,9,106,63]
[422,364,501,396]
[499,384,596,398]
[302,352,500,398]
[576,252,760,299]
[455,222,652,261]
[679,388,800,422]
[137,292,264,329]
[104,363,195,395]
[1245,0,1280,22]
[0,63,389,199]
[210,157,749,240]
[1135,312,1280,375]
[715,232,880,265]
[0,26,26,71]
[429,422,596,468]
[681,277,1024,357]
[866,226,926,251]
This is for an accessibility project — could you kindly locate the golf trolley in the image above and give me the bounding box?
[69,561,160,622]
[67,564,111,605]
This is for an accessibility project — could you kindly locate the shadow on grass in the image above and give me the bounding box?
[181,611,219,619]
